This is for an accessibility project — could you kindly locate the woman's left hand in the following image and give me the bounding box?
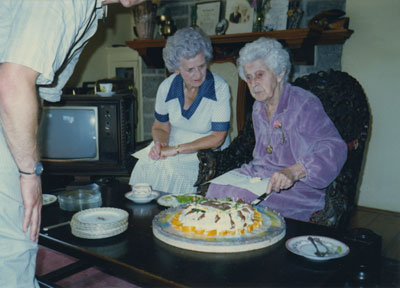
[266,163,306,194]
[160,146,178,159]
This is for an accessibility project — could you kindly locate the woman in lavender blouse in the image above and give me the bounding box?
[206,38,347,222]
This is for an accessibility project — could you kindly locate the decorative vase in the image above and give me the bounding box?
[132,0,157,40]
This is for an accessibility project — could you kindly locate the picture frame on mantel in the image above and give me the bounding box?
[196,1,221,36]
[263,0,289,31]
[225,0,254,34]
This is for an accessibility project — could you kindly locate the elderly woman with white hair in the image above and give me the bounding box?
[206,37,347,222]
[130,27,231,195]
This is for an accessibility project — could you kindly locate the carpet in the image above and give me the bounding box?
[36,245,140,288]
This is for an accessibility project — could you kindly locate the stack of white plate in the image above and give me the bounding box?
[70,207,129,239]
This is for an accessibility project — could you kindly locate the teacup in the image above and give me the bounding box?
[131,183,152,198]
[99,83,113,93]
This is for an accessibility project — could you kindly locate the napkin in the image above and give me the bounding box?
[209,170,269,196]
[131,143,155,163]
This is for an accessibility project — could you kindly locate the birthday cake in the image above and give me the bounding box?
[170,198,262,237]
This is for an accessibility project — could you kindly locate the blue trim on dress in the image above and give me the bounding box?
[154,111,169,122]
[212,121,230,131]
[165,70,216,120]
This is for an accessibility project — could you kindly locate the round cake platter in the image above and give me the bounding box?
[152,206,286,253]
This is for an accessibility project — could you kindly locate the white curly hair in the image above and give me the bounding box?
[237,37,291,82]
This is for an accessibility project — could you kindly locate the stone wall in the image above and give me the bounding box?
[139,0,346,139]
[141,64,166,139]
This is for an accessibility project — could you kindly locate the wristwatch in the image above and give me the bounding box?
[175,145,180,154]
[19,162,44,176]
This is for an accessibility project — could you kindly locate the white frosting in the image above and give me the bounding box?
[178,199,258,234]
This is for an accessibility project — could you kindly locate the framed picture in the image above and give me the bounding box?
[196,1,221,36]
[106,47,144,141]
[115,67,134,81]
[225,0,253,34]
[263,0,289,31]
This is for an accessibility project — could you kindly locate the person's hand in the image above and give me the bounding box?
[20,175,42,242]
[149,142,162,160]
[265,163,306,195]
[102,0,146,8]
[148,141,168,160]
[160,146,178,159]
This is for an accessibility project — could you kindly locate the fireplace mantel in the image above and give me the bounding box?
[126,28,353,131]
[126,28,353,67]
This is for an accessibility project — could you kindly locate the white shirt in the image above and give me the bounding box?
[0,0,104,102]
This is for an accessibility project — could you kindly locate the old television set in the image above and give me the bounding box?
[39,94,136,180]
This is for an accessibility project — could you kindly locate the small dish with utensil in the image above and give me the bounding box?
[285,235,350,261]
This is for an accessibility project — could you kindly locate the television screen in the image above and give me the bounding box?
[39,106,99,161]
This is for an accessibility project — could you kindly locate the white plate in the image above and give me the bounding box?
[97,91,116,97]
[72,207,129,225]
[71,222,128,239]
[285,235,350,261]
[125,191,159,204]
[156,194,203,207]
[42,194,57,206]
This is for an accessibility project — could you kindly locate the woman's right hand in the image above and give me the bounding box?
[149,141,169,160]
[149,142,162,160]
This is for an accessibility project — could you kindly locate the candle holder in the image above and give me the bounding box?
[156,15,176,38]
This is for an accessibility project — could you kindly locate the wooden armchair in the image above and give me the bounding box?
[194,70,370,230]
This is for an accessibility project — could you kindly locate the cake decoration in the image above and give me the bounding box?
[170,198,262,237]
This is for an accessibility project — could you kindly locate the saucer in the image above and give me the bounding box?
[125,191,160,204]
[97,91,116,97]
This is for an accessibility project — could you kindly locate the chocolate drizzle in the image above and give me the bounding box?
[237,210,245,222]
[229,214,235,229]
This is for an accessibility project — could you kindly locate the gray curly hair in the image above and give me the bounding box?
[162,27,213,72]
[237,37,291,82]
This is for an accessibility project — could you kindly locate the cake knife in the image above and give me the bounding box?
[42,221,71,231]
[251,192,272,206]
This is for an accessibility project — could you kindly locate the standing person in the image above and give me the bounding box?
[0,1,144,287]
[130,27,231,195]
[206,38,347,222]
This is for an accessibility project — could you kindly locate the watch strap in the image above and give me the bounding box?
[18,169,34,175]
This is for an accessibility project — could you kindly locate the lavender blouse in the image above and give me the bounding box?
[207,84,347,222]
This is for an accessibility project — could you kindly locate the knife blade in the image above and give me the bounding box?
[251,192,271,206]
[42,221,71,231]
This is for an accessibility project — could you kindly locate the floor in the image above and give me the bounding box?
[36,246,139,288]
[350,205,400,261]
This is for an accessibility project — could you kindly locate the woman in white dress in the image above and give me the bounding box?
[130,27,231,194]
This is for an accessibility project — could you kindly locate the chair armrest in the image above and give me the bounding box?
[194,118,256,191]
[194,149,217,187]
